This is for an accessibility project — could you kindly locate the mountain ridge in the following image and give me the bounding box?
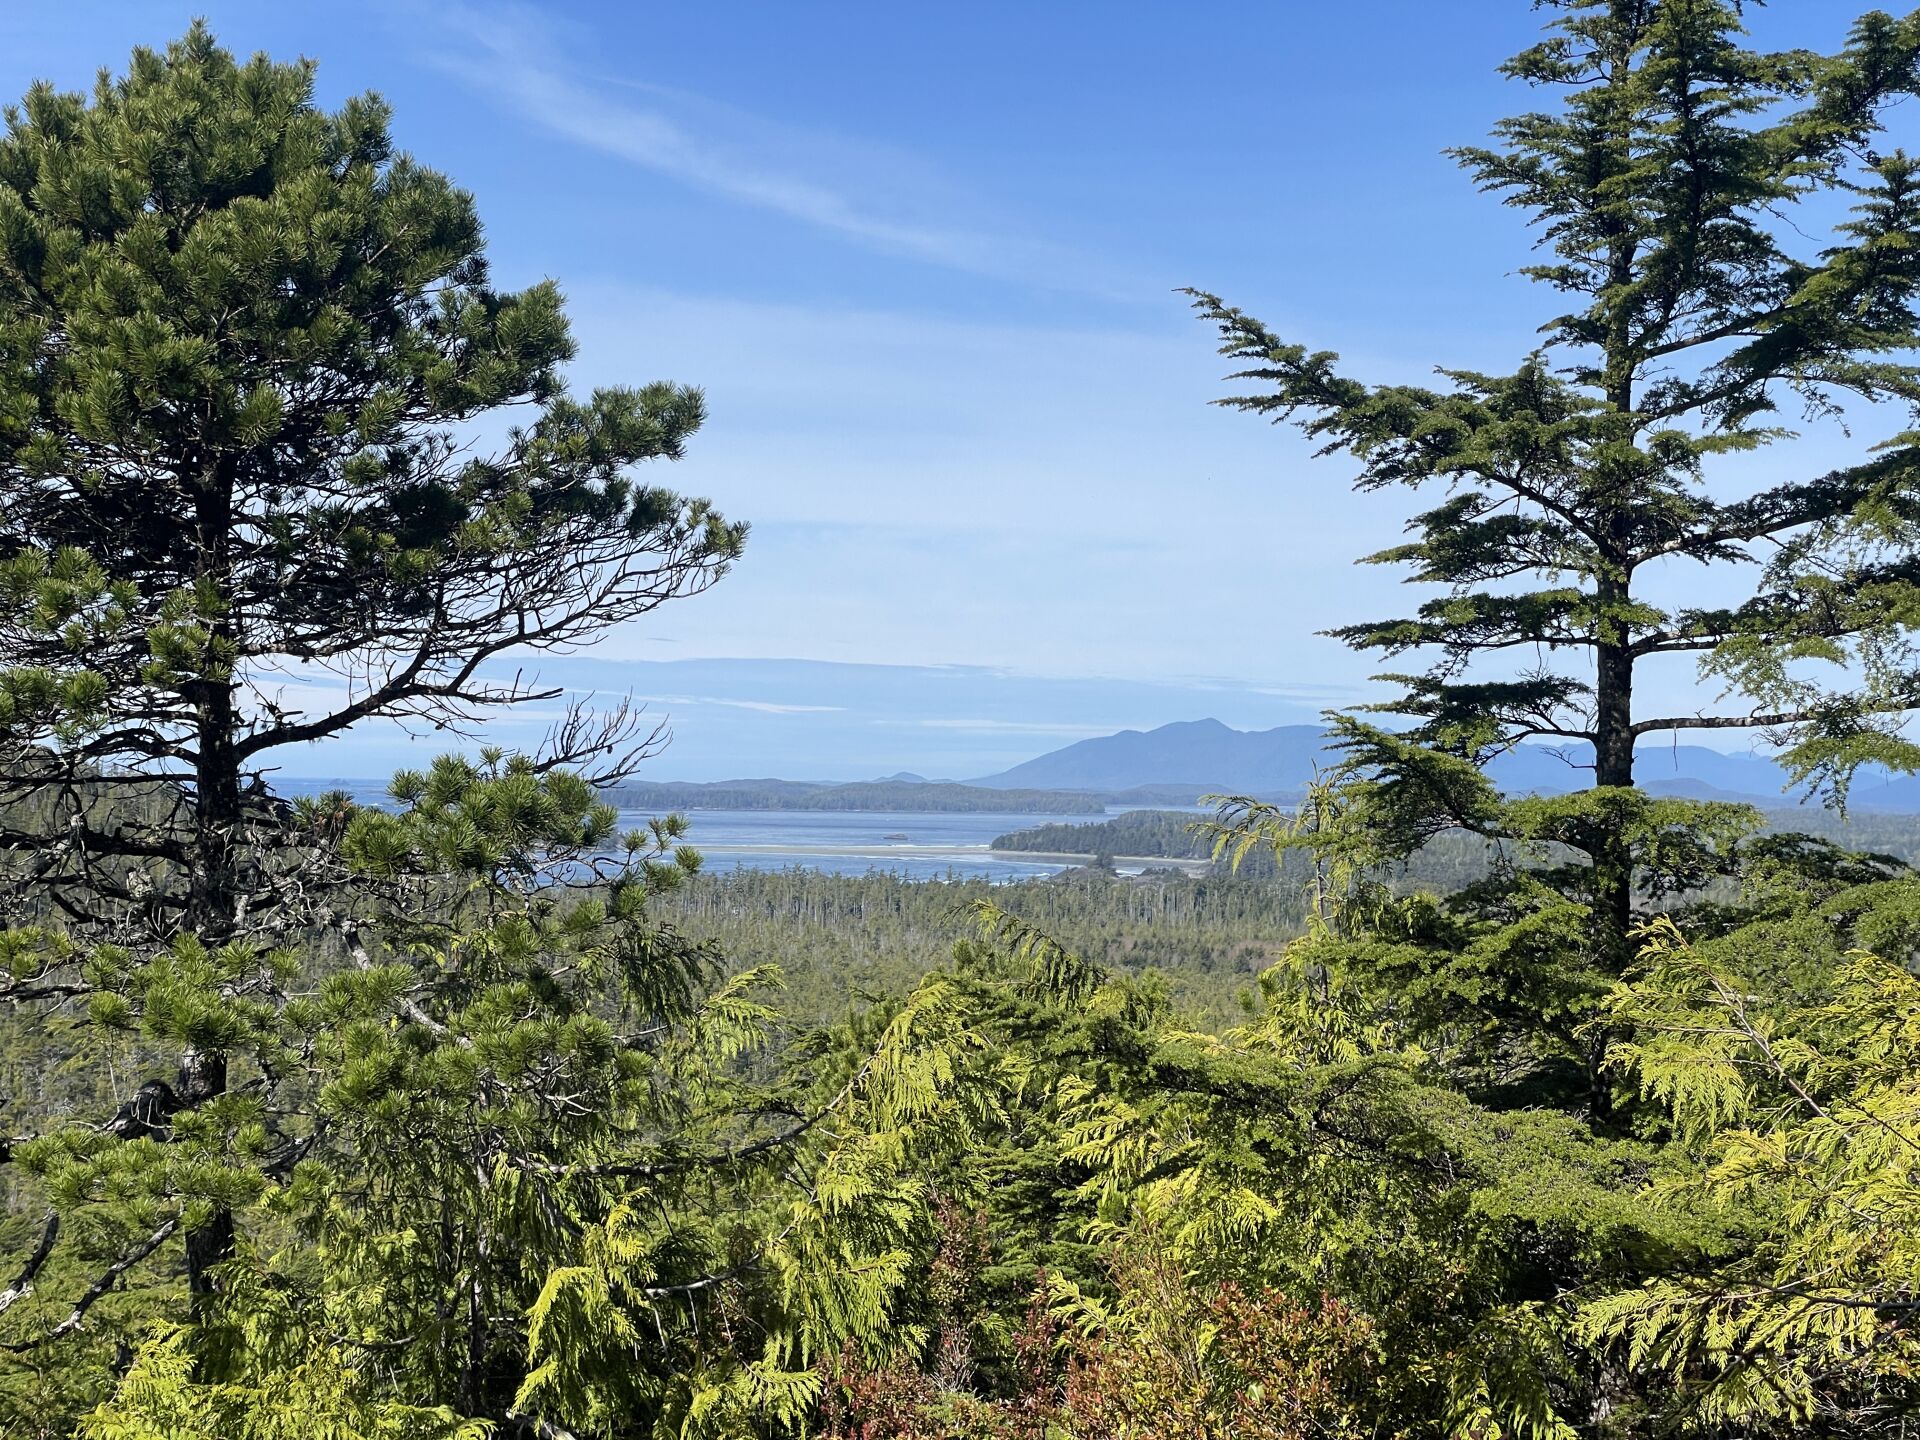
[970,718,1920,812]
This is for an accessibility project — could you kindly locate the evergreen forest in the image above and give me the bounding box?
[8,6,1920,1436]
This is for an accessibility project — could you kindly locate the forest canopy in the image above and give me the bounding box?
[4,7,1920,1439]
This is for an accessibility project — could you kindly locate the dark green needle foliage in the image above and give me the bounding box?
[14,11,1920,1440]
[1190,1,1920,1099]
[0,21,740,1369]
[1198,4,1920,800]
[0,27,994,1440]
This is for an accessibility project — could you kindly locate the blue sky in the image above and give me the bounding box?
[2,3,1902,779]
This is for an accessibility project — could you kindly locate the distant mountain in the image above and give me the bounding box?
[972,718,1920,812]
[973,719,1327,795]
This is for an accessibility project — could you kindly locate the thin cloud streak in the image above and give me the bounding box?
[639,694,847,716]
[430,5,1129,295]
[909,719,1124,736]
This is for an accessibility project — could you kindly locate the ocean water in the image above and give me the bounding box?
[275,779,1136,881]
[645,809,1094,882]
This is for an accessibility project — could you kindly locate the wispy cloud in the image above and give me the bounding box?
[909,719,1122,737]
[641,694,846,716]
[427,5,1126,294]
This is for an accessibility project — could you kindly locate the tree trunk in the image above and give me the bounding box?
[178,1042,233,1296]
[187,677,241,942]
[182,469,240,1304]
[1592,586,1636,964]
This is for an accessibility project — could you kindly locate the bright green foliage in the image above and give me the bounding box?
[916,908,1724,1438]
[78,1322,489,1440]
[1589,910,1920,1430]
[4,750,1008,1437]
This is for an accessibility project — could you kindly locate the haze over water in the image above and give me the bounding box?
[277,780,1176,881]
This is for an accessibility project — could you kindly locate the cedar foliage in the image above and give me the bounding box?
[10,9,1920,1440]
[1585,915,1920,1428]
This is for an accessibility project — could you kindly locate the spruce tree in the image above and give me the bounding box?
[1191,1,1920,1032]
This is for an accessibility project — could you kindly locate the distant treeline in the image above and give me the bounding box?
[997,806,1920,867]
[994,809,1210,858]
[607,778,1106,814]
[995,808,1511,888]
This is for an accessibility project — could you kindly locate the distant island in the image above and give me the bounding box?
[993,809,1211,859]
[605,778,1107,814]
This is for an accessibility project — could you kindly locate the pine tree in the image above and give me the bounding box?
[0,28,995,1438]
[0,29,1005,1430]
[1191,1,1920,971]
[0,24,741,1311]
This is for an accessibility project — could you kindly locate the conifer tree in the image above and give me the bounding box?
[1192,2,1920,970]
[0,28,993,1438]
[1587,913,1920,1427]
[0,27,1008,1437]
[1190,3,1920,1104]
[0,25,741,1305]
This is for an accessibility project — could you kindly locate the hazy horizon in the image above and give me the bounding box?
[259,657,1791,783]
[5,5,1898,780]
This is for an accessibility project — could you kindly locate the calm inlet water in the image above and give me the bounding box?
[633,809,1098,882]
[277,781,1126,881]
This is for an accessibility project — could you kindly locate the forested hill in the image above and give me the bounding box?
[974,718,1920,809]
[993,809,1211,859]
[605,778,1106,813]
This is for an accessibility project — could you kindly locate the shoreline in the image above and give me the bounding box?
[687,841,1212,876]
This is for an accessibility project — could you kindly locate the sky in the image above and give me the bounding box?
[1,2,1905,780]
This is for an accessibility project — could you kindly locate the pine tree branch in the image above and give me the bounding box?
[0,1213,59,1317]
[332,914,470,1045]
[0,978,93,1004]
[0,819,188,864]
[505,1413,585,1440]
[2,1215,178,1351]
